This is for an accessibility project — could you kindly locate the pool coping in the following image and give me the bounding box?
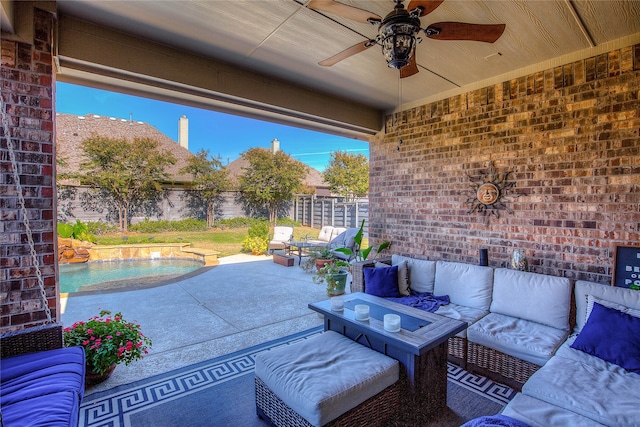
[84,243,220,267]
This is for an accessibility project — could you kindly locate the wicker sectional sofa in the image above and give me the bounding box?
[466,268,572,389]
[351,255,573,390]
[500,280,640,426]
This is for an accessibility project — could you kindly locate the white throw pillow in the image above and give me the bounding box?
[392,255,436,293]
[575,280,640,333]
[586,294,640,320]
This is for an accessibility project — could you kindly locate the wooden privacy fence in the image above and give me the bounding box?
[293,196,369,235]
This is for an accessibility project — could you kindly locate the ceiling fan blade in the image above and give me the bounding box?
[319,40,376,66]
[407,0,444,16]
[400,54,419,78]
[308,0,381,24]
[425,22,506,43]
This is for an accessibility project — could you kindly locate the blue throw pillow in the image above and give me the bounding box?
[364,265,400,298]
[571,302,640,374]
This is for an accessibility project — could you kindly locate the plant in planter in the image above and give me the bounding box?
[313,248,335,270]
[301,247,334,272]
[63,310,152,384]
[313,259,350,296]
[334,219,390,262]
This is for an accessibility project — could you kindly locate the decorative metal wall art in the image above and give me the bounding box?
[465,161,521,224]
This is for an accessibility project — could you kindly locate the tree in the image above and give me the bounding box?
[71,135,177,232]
[323,151,369,201]
[238,148,307,224]
[180,149,231,227]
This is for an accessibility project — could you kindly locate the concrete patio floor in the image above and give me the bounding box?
[61,254,340,395]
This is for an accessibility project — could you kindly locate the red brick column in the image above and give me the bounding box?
[1,6,57,330]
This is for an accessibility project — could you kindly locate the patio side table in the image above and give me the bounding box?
[288,241,327,265]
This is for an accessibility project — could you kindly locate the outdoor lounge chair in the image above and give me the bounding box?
[268,226,294,254]
[329,228,360,262]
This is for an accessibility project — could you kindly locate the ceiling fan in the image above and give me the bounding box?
[308,0,506,78]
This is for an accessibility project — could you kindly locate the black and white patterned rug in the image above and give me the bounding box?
[80,327,516,427]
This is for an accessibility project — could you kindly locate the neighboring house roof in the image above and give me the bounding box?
[57,113,329,194]
[55,113,194,184]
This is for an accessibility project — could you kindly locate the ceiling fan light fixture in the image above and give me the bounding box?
[381,25,418,69]
[379,3,421,69]
[313,0,506,78]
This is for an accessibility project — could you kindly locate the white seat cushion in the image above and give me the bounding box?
[272,226,293,241]
[523,339,640,426]
[254,331,399,427]
[316,226,335,242]
[467,313,568,366]
[502,393,606,427]
[330,227,347,240]
[269,226,293,250]
[434,303,487,338]
[553,336,636,374]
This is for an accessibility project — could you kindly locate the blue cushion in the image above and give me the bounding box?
[364,265,400,298]
[570,302,640,373]
[0,346,85,427]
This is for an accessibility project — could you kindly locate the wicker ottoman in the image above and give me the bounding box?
[254,331,400,427]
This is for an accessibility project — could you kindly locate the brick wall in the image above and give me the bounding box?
[1,7,57,330]
[370,43,640,284]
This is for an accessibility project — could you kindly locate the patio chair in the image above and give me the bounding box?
[268,226,294,254]
[329,228,360,262]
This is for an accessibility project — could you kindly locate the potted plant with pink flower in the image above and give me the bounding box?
[63,310,152,385]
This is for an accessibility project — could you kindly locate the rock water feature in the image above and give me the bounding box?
[58,238,91,263]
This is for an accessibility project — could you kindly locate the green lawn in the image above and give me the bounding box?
[94,226,325,258]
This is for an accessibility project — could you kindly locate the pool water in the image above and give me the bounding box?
[59,259,203,293]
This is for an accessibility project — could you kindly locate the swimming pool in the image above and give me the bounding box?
[59,259,204,293]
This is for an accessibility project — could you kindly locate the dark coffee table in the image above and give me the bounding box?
[309,292,467,419]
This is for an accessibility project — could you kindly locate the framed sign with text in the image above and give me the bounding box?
[612,245,640,289]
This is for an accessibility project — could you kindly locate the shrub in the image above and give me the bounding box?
[218,217,261,229]
[86,221,118,235]
[242,236,268,255]
[171,218,207,231]
[241,219,269,255]
[57,223,73,238]
[72,220,92,241]
[57,220,96,242]
[129,219,170,233]
[128,218,207,233]
[276,218,301,227]
[247,220,269,238]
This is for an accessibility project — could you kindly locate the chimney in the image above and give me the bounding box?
[270,138,280,154]
[178,115,188,149]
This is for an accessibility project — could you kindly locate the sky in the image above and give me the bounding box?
[55,83,369,171]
